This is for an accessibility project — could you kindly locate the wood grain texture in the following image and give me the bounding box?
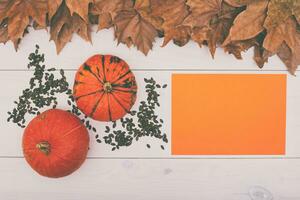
[0,28,300,199]
[1,158,300,200]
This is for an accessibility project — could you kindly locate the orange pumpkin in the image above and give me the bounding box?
[73,55,137,121]
[22,109,89,178]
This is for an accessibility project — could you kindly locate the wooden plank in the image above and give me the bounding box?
[1,70,300,158]
[0,28,289,71]
[1,158,300,199]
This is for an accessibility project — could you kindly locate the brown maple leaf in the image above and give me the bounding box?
[293,1,300,24]
[178,0,222,52]
[264,0,300,31]
[137,0,162,30]
[263,18,300,74]
[190,26,209,46]
[252,31,271,68]
[254,45,271,68]
[183,0,222,28]
[72,14,91,42]
[91,0,133,30]
[206,2,242,57]
[224,38,257,59]
[0,1,15,22]
[114,9,157,55]
[223,0,268,45]
[50,2,91,53]
[0,0,48,48]
[277,42,300,75]
[48,0,63,20]
[113,0,158,55]
[65,0,93,22]
[151,0,189,46]
[0,19,8,44]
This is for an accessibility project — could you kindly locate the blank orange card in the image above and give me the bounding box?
[172,74,286,155]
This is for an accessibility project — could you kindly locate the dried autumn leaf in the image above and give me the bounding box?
[171,26,191,47]
[190,27,209,47]
[263,18,300,74]
[50,2,91,53]
[136,0,162,30]
[264,18,299,54]
[114,9,157,55]
[72,14,91,42]
[0,1,14,22]
[264,0,294,30]
[277,42,300,75]
[207,2,241,57]
[183,0,222,28]
[65,0,93,22]
[50,2,73,53]
[0,20,8,44]
[253,32,270,68]
[264,0,300,31]
[254,45,271,68]
[179,0,222,51]
[0,0,47,44]
[293,1,300,24]
[0,27,8,44]
[91,0,132,30]
[48,0,63,20]
[224,38,257,59]
[12,28,29,51]
[223,0,268,45]
[151,0,189,46]
[263,26,283,54]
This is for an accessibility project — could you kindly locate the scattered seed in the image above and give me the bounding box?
[102,77,169,151]
[7,45,97,136]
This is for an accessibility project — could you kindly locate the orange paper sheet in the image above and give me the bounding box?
[172,74,286,155]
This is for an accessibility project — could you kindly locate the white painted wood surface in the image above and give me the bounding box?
[0,28,299,199]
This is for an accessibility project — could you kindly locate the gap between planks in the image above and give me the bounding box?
[0,69,297,72]
[1,156,300,160]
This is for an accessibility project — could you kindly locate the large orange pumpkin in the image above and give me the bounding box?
[22,109,89,178]
[73,55,137,121]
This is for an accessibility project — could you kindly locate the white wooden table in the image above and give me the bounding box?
[0,28,299,200]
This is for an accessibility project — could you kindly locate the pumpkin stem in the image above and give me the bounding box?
[103,82,113,93]
[36,141,51,155]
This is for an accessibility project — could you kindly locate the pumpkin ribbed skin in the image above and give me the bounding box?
[73,55,137,121]
[22,109,89,178]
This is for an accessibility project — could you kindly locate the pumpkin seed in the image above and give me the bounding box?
[102,77,168,151]
[96,139,102,143]
[7,45,97,136]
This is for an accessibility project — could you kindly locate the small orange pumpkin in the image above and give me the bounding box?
[22,109,89,178]
[73,55,137,121]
